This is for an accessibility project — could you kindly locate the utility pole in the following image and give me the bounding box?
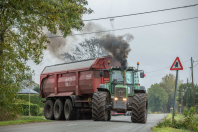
[191,57,195,107]
[181,87,183,114]
[186,78,188,109]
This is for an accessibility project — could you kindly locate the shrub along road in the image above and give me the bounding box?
[0,114,167,132]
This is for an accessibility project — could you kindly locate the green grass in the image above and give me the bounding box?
[0,116,51,126]
[166,114,184,121]
[152,114,196,132]
[152,127,194,132]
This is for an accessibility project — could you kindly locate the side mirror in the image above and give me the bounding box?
[100,70,104,77]
[140,72,144,78]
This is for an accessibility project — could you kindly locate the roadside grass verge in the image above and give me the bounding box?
[0,116,50,126]
[165,113,184,121]
[152,127,194,132]
[152,107,198,132]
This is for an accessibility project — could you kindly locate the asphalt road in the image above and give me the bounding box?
[0,114,166,132]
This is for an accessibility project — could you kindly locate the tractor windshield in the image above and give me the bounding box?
[111,70,133,84]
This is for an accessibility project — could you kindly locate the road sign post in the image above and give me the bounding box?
[172,70,178,122]
[170,57,183,122]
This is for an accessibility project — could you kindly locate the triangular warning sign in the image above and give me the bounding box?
[170,57,183,70]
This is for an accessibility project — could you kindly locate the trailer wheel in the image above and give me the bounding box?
[131,93,148,123]
[54,99,65,120]
[64,99,79,120]
[44,100,55,120]
[92,91,109,121]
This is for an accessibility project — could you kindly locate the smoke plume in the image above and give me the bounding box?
[100,34,133,70]
[44,22,133,68]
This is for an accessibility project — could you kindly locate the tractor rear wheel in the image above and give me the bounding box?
[131,93,148,123]
[64,99,79,120]
[92,91,110,121]
[44,100,55,120]
[54,99,65,120]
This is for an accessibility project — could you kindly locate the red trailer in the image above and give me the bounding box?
[40,56,120,120]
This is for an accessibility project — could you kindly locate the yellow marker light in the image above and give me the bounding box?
[108,61,110,64]
[123,98,127,101]
[137,62,139,65]
[114,97,118,101]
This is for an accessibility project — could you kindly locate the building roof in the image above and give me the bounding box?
[18,89,39,94]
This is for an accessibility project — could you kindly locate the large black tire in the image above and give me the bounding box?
[131,93,148,123]
[54,99,65,120]
[64,99,79,120]
[92,91,110,121]
[44,100,55,120]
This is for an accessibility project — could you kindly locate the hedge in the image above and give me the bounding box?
[17,94,45,107]
[14,103,40,116]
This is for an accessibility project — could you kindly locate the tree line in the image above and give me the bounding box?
[147,73,198,113]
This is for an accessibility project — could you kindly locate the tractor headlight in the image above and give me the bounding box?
[123,98,127,101]
[114,97,118,101]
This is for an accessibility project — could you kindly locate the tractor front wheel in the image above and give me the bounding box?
[92,91,110,121]
[131,93,148,123]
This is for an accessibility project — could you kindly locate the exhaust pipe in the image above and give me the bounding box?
[123,70,126,85]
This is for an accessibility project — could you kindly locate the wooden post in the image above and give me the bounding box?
[186,78,188,109]
[191,57,195,107]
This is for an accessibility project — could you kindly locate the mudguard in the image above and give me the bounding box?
[97,87,111,103]
[134,86,146,93]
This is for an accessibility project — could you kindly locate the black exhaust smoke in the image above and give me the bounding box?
[99,34,133,70]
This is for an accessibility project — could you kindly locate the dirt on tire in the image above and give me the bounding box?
[131,93,148,123]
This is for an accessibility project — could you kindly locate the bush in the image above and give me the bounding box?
[17,94,45,107]
[38,107,44,116]
[156,107,198,131]
[0,104,21,121]
[182,107,198,130]
[14,103,40,116]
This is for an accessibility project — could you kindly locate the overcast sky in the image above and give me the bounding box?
[28,0,198,89]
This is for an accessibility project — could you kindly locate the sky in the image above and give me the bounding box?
[28,0,198,89]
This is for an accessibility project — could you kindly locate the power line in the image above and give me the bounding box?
[145,67,170,74]
[146,73,168,77]
[146,67,189,77]
[48,16,198,38]
[194,62,198,68]
[145,59,190,74]
[83,4,198,21]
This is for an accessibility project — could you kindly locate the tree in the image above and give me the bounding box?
[61,37,108,62]
[148,84,168,112]
[0,0,92,120]
[177,83,198,109]
[159,73,182,112]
